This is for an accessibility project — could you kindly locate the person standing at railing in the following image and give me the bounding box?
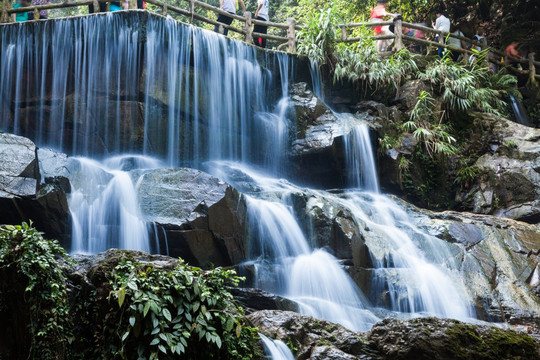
[369,0,399,53]
[253,0,269,48]
[214,0,246,36]
[432,9,450,58]
[12,0,31,21]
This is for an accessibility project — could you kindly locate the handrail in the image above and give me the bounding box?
[340,19,539,81]
[0,0,538,81]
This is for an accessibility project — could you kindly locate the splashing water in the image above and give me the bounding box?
[260,334,294,360]
[69,155,163,254]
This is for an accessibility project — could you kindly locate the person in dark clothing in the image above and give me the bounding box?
[253,0,269,48]
[214,0,246,36]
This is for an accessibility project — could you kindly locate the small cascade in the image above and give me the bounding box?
[70,155,162,254]
[508,94,530,126]
[254,98,290,175]
[342,119,380,192]
[339,192,475,320]
[288,249,379,331]
[240,173,379,331]
[308,59,323,98]
[260,334,294,360]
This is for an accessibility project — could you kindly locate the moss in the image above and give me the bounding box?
[445,322,538,359]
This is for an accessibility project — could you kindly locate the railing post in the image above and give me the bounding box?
[128,0,137,9]
[92,0,100,13]
[393,18,404,51]
[244,11,252,45]
[162,3,167,16]
[529,52,536,83]
[287,17,296,54]
[341,24,347,41]
[1,0,12,23]
[33,6,39,19]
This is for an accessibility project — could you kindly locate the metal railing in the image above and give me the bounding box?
[1,0,538,81]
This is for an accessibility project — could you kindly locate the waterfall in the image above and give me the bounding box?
[260,334,295,360]
[69,155,163,254]
[340,192,475,320]
[1,12,478,332]
[342,118,380,192]
[239,170,379,331]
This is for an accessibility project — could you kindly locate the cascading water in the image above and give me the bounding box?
[260,333,295,360]
[341,114,380,192]
[0,11,477,334]
[69,155,163,254]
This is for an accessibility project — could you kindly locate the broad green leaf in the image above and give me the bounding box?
[236,324,242,338]
[143,302,151,318]
[117,288,126,308]
[163,308,172,322]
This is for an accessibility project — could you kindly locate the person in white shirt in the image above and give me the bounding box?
[214,0,246,36]
[253,0,269,48]
[432,9,450,57]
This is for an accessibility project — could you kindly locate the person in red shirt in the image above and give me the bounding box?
[505,41,521,63]
[370,0,399,52]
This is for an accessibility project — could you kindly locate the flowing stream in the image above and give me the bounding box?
[0,11,476,341]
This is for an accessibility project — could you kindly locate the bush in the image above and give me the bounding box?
[98,258,259,360]
[0,222,72,360]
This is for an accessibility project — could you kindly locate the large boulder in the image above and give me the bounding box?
[0,133,70,240]
[248,309,378,360]
[249,310,540,360]
[368,317,540,360]
[393,196,540,328]
[136,168,247,268]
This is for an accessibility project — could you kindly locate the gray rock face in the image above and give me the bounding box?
[0,132,38,179]
[136,168,247,267]
[288,83,379,188]
[457,115,540,223]
[0,133,70,241]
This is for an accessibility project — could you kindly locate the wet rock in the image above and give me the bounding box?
[251,310,539,360]
[229,288,299,313]
[38,148,71,193]
[0,133,70,241]
[136,168,247,267]
[248,309,377,360]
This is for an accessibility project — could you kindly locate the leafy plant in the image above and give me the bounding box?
[104,258,258,360]
[418,57,509,116]
[0,222,72,360]
[403,90,458,159]
[297,5,340,67]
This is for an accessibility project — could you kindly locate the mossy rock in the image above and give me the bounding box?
[368,317,540,360]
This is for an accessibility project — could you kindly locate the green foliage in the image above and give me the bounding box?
[404,90,458,159]
[0,222,72,360]
[454,158,481,189]
[297,6,340,66]
[418,57,510,116]
[104,259,258,360]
